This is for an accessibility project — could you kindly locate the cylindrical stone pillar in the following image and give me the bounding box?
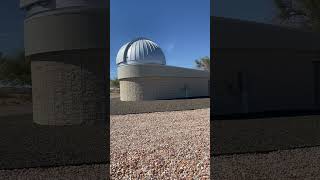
[21,0,108,125]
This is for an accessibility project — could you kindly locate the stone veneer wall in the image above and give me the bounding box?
[120,77,209,101]
[30,50,107,125]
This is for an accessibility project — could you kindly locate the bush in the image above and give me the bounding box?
[0,51,31,86]
[110,78,120,88]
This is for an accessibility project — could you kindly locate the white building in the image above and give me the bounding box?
[116,38,210,101]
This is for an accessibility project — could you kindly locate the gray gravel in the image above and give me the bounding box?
[0,114,108,169]
[0,87,32,106]
[110,97,210,115]
[0,164,109,180]
[110,108,210,179]
[213,115,320,155]
[0,104,32,117]
[212,146,320,180]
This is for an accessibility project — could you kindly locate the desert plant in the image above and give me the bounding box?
[273,0,320,31]
[195,56,210,72]
[110,77,120,88]
[0,51,31,86]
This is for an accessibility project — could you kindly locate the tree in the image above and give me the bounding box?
[195,56,210,72]
[273,0,320,31]
[0,50,31,85]
[110,77,120,88]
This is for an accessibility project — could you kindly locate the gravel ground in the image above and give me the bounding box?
[0,104,32,117]
[212,146,320,180]
[110,97,209,115]
[0,114,108,169]
[213,115,320,155]
[110,108,210,179]
[0,87,32,106]
[0,164,109,180]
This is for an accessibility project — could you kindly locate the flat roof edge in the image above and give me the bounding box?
[118,64,209,79]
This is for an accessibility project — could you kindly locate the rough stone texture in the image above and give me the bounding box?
[110,109,210,179]
[120,77,209,101]
[30,50,107,125]
[23,4,108,126]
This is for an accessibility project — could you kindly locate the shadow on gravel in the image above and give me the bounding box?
[110,97,210,115]
[212,112,320,156]
[213,109,320,120]
[0,114,108,170]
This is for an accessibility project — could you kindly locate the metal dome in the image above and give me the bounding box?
[116,38,166,65]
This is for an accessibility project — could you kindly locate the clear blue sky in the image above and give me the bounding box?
[0,1,24,56]
[2,0,278,80]
[110,0,210,79]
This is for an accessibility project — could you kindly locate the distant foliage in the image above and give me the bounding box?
[110,77,120,88]
[273,0,320,31]
[195,56,210,72]
[0,51,31,86]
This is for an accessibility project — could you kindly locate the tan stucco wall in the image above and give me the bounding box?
[118,64,209,101]
[213,50,319,115]
[118,64,209,79]
[24,8,107,56]
[24,6,108,125]
[211,17,320,115]
[212,16,320,50]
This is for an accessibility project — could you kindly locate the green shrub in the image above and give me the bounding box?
[110,78,120,88]
[0,51,31,85]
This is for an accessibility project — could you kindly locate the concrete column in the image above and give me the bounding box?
[21,0,108,125]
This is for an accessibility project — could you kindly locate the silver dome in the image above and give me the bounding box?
[116,38,166,65]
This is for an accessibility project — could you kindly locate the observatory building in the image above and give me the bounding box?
[20,0,107,125]
[116,38,210,101]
